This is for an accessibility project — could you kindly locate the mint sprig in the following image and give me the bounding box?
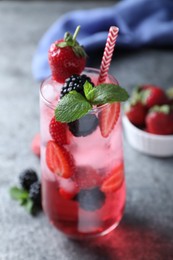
[55,90,92,123]
[55,82,129,123]
[10,186,37,215]
[86,83,129,105]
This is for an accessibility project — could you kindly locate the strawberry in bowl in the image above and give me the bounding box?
[123,84,173,157]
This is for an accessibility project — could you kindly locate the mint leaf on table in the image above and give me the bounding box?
[90,84,129,105]
[10,186,40,215]
[10,187,28,200]
[55,90,92,123]
[23,198,34,214]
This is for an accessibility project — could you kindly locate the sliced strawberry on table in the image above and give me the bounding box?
[46,140,75,178]
[73,166,101,190]
[48,26,87,83]
[31,133,40,157]
[101,163,124,193]
[49,116,71,145]
[99,102,120,138]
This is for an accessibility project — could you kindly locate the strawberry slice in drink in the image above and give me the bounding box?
[101,162,124,193]
[99,103,120,138]
[46,140,75,178]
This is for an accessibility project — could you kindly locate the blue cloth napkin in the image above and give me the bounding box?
[32,0,173,81]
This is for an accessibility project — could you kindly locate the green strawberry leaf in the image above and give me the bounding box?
[150,105,170,114]
[55,91,92,123]
[90,84,129,105]
[64,32,73,43]
[57,42,69,48]
[166,87,173,99]
[57,26,87,57]
[10,187,28,201]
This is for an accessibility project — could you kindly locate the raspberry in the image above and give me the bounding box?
[19,169,38,191]
[49,116,70,145]
[60,74,94,98]
[29,181,42,207]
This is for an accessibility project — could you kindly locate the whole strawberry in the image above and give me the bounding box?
[125,101,147,127]
[139,85,168,108]
[48,26,87,83]
[146,105,173,135]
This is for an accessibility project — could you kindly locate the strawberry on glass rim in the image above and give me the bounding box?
[48,26,87,83]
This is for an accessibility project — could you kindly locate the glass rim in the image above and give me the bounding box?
[40,67,119,112]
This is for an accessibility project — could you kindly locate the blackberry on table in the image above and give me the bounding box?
[60,74,94,98]
[29,181,42,207]
[75,187,105,211]
[19,169,38,191]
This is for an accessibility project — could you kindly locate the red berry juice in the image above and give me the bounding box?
[40,68,126,239]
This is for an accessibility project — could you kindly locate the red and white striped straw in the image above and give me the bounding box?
[98,26,119,84]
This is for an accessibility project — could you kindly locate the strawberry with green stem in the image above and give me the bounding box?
[135,84,169,108]
[48,26,87,83]
[146,105,173,135]
[125,101,147,127]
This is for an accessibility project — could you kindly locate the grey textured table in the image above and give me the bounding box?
[1,2,173,260]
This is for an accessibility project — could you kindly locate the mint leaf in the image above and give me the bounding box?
[91,84,129,105]
[55,91,92,123]
[84,81,95,101]
[10,187,28,201]
[23,198,34,214]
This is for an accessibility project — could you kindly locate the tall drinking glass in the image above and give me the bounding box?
[40,68,126,239]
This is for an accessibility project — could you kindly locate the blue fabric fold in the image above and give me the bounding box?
[32,0,173,81]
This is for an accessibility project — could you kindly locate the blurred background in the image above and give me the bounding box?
[0,1,173,260]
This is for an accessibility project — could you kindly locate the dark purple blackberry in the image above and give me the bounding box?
[29,181,42,207]
[68,114,98,137]
[60,74,94,98]
[19,169,38,191]
[75,187,105,211]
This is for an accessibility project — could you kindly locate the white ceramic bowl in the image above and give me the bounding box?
[123,115,173,157]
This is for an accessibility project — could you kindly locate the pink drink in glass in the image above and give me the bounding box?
[40,68,126,239]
